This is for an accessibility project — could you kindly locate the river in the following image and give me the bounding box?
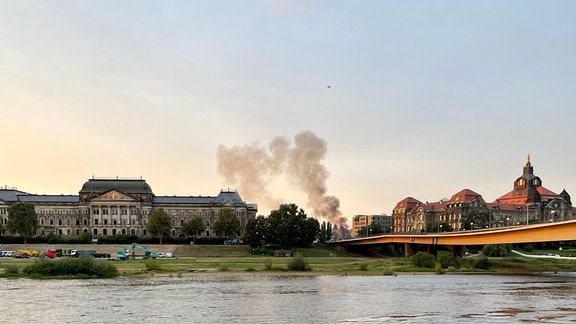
[1,273,576,323]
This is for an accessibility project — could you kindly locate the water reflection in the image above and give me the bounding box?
[1,274,576,323]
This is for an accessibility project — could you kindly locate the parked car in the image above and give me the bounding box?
[224,238,243,245]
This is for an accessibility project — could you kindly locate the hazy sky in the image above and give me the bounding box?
[1,1,575,224]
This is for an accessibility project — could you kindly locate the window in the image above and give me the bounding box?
[94,219,99,225]
[103,229,108,236]
[92,208,99,215]
[104,219,108,225]
[102,208,108,215]
[93,229,98,236]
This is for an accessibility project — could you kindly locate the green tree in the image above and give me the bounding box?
[182,216,206,244]
[268,203,319,248]
[243,215,269,248]
[7,202,38,244]
[213,208,240,237]
[462,211,489,230]
[146,208,172,244]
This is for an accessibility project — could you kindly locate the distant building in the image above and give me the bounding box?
[352,214,392,237]
[392,156,573,233]
[0,178,257,239]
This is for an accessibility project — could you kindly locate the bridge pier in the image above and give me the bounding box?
[404,243,417,257]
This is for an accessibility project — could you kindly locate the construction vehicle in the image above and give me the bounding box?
[47,248,63,259]
[14,249,40,258]
[117,246,129,260]
[130,243,159,259]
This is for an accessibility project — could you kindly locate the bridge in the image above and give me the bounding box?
[328,219,576,257]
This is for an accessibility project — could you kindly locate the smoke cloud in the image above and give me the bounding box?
[217,130,348,228]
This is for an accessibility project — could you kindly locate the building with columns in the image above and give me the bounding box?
[0,177,257,239]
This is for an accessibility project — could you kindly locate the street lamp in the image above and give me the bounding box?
[440,224,443,233]
[470,222,474,230]
[506,217,510,226]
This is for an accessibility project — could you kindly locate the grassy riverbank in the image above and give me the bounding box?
[1,244,576,278]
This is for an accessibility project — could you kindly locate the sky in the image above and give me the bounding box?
[1,1,576,226]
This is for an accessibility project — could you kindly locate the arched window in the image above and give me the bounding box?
[103,228,108,236]
[93,228,98,236]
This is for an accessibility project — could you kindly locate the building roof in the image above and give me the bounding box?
[19,195,80,204]
[496,186,560,205]
[0,189,29,203]
[448,189,485,203]
[153,196,215,204]
[213,190,245,205]
[422,201,446,212]
[80,178,153,195]
[393,197,421,210]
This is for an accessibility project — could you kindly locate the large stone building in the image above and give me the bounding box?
[0,178,257,239]
[392,156,574,233]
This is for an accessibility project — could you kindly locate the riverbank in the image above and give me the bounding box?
[1,244,576,278]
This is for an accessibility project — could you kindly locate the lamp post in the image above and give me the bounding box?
[506,217,510,227]
[470,222,473,230]
[439,224,443,233]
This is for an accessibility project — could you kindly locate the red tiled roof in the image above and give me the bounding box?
[448,188,485,203]
[393,197,421,210]
[487,202,525,211]
[496,186,559,205]
[422,201,446,212]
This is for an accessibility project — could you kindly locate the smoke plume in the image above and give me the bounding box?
[217,130,348,228]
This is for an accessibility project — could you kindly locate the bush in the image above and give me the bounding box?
[23,256,117,278]
[412,252,435,268]
[438,253,458,268]
[435,262,445,274]
[483,244,512,257]
[250,248,274,256]
[287,254,311,271]
[264,258,272,270]
[473,256,490,270]
[144,259,162,271]
[359,263,369,271]
[3,264,20,276]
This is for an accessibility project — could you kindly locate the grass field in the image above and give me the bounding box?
[2,244,576,277]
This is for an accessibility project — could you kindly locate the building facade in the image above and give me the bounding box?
[392,156,574,233]
[0,178,257,239]
[352,214,393,237]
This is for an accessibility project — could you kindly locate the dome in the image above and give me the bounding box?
[80,178,153,194]
[213,190,244,205]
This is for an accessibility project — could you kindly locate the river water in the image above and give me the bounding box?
[1,273,576,323]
